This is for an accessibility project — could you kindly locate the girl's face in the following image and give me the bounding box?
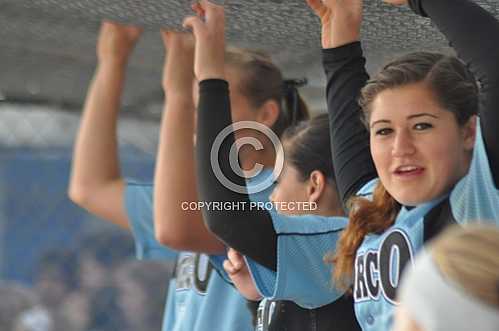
[369,82,475,206]
[270,159,342,217]
[270,162,310,216]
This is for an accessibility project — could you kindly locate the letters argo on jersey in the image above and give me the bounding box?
[175,252,213,295]
[354,229,414,304]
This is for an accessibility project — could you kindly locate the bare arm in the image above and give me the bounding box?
[153,30,225,253]
[307,0,363,49]
[68,22,142,229]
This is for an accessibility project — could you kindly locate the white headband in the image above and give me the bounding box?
[398,250,499,331]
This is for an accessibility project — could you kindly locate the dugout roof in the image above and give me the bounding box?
[1,0,498,118]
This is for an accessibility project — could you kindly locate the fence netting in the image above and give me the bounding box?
[0,104,176,331]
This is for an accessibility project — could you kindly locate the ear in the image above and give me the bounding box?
[307,170,326,203]
[256,100,280,128]
[462,115,477,152]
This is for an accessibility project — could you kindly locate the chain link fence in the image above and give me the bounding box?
[0,103,175,331]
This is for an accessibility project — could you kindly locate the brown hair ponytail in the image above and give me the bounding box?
[225,48,310,137]
[328,182,400,289]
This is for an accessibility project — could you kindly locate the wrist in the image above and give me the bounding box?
[198,73,226,81]
[334,9,362,28]
[94,62,127,84]
[197,65,225,82]
[165,92,195,109]
[97,57,130,70]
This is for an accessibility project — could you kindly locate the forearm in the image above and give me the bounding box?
[154,94,225,253]
[412,0,499,185]
[68,61,129,228]
[196,80,277,271]
[69,62,124,198]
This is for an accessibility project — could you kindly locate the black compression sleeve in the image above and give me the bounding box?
[196,79,277,271]
[323,42,377,206]
[410,0,499,187]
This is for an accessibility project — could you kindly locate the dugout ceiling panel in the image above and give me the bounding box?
[1,0,498,118]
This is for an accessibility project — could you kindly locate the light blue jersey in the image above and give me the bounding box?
[353,120,499,331]
[207,172,367,331]
[125,182,254,331]
[210,174,364,308]
[245,212,348,309]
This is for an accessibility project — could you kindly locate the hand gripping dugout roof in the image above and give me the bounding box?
[1,0,498,118]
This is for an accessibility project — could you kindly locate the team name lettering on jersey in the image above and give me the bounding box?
[175,253,213,295]
[256,299,277,331]
[354,229,414,304]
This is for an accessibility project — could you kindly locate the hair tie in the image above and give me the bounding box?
[283,78,308,90]
[283,78,308,125]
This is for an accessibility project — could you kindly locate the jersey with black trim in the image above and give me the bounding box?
[353,120,499,331]
[209,170,363,331]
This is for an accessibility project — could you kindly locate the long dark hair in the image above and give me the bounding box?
[333,52,479,289]
[282,113,335,184]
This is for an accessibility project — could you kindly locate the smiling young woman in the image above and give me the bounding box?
[318,0,499,330]
[365,66,476,207]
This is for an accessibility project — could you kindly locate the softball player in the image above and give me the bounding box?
[70,10,311,331]
[319,0,499,330]
[394,224,499,331]
[220,115,363,331]
[186,2,363,330]
[69,22,256,331]
[189,0,499,331]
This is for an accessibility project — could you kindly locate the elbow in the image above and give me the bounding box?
[155,227,180,250]
[155,231,192,252]
[154,216,192,251]
[68,181,92,209]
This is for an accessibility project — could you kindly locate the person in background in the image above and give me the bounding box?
[68,10,308,329]
[0,281,53,331]
[187,1,361,329]
[220,114,361,330]
[394,224,499,331]
[114,260,174,331]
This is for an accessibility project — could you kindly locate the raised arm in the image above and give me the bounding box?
[153,30,225,254]
[185,0,278,271]
[68,22,142,229]
[404,0,499,186]
[308,0,377,206]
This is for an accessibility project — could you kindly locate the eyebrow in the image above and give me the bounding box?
[370,113,439,128]
[407,113,439,120]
